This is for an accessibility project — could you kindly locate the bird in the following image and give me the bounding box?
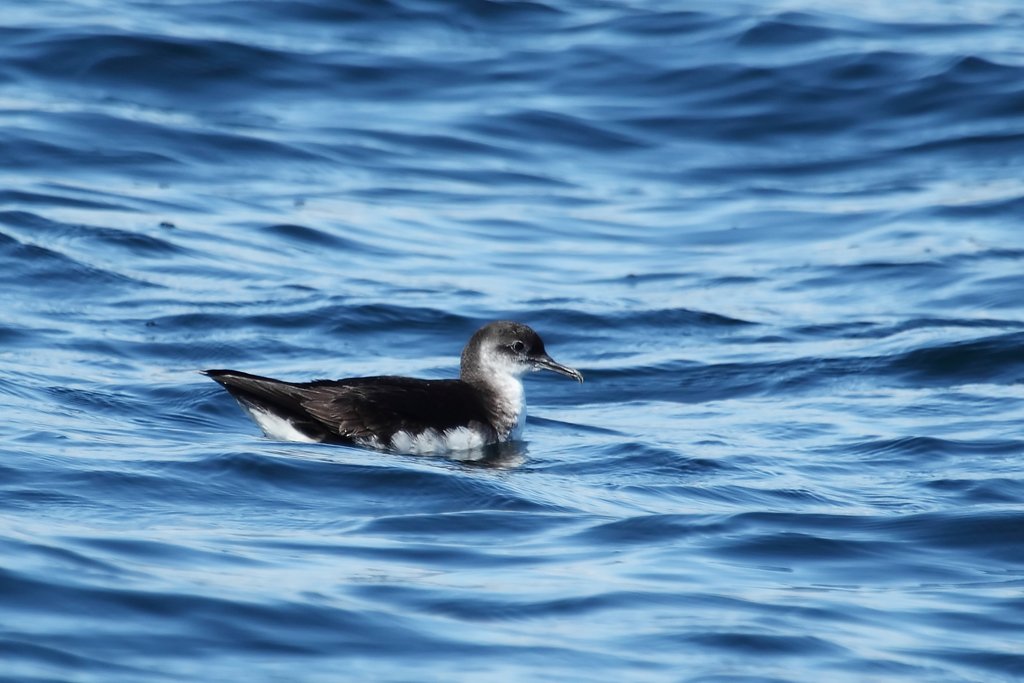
[203,320,583,454]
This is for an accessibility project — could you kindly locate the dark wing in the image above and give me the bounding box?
[204,370,494,445]
[203,369,337,441]
[301,377,496,444]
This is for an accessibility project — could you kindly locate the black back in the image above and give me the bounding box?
[204,369,496,445]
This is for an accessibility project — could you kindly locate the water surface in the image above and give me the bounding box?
[2,1,1024,681]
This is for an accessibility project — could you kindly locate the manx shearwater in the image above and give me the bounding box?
[203,320,583,454]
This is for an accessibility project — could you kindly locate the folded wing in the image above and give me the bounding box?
[204,370,495,445]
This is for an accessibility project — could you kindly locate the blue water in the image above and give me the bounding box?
[3,1,1024,681]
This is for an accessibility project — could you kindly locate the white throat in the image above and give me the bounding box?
[473,357,527,441]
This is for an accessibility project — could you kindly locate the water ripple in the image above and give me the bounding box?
[3,1,1024,681]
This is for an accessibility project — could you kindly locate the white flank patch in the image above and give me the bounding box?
[388,426,490,455]
[245,406,318,443]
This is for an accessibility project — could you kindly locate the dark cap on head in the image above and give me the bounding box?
[461,321,583,384]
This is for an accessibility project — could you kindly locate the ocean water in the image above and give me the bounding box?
[2,0,1024,681]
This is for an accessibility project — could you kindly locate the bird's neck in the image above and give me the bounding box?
[465,370,526,440]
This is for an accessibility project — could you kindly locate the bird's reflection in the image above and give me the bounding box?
[450,440,528,469]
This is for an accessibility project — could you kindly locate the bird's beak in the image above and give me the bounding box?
[532,354,584,382]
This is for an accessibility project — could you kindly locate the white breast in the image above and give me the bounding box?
[507,398,526,441]
[473,363,527,441]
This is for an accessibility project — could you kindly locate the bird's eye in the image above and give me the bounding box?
[510,341,526,353]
